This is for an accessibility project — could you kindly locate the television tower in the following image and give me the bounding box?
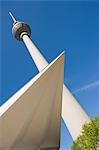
[9,12,90,140]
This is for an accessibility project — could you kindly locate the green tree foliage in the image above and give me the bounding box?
[71,116,99,150]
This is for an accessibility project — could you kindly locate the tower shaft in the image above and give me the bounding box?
[22,35,48,71]
[22,34,90,140]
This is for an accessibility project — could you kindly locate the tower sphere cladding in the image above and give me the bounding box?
[12,22,31,41]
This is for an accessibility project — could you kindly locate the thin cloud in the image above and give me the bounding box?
[73,80,99,94]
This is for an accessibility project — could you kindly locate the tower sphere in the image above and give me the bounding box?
[12,22,31,41]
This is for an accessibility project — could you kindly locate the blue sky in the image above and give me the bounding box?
[0,1,99,149]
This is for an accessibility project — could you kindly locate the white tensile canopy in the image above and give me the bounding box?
[0,52,64,150]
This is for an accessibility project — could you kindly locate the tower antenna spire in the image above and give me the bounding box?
[9,12,17,24]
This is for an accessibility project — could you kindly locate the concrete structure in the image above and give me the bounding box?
[21,33,90,140]
[0,53,64,150]
[9,12,90,140]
